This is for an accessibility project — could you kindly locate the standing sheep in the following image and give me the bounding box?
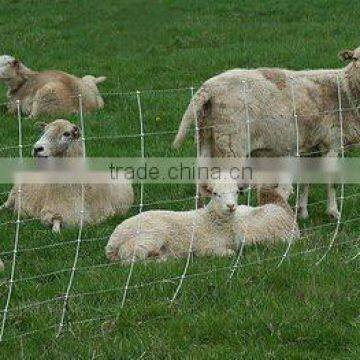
[173,46,360,219]
[105,175,299,264]
[0,55,106,118]
[0,119,134,232]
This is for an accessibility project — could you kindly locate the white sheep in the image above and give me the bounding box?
[106,176,299,264]
[173,46,360,220]
[1,119,134,232]
[0,55,106,118]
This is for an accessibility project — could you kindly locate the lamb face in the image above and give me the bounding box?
[202,177,240,217]
[32,119,80,157]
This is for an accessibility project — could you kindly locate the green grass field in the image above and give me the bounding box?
[0,0,359,358]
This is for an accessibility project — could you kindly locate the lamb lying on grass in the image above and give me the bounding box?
[106,176,299,264]
[0,55,106,118]
[0,119,134,233]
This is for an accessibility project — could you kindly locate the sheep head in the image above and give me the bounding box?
[32,119,82,158]
[201,175,241,217]
[339,46,360,68]
[0,55,31,83]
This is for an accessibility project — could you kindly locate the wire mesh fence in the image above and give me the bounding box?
[0,75,359,344]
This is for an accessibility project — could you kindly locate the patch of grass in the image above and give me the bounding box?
[0,0,359,358]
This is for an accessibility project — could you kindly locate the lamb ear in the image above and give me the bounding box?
[199,183,212,196]
[34,122,47,133]
[338,49,354,62]
[95,76,106,84]
[11,59,21,69]
[237,182,247,191]
[72,126,80,139]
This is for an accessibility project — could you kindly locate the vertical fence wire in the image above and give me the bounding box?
[0,100,23,342]
[316,73,345,265]
[278,78,301,267]
[228,80,251,280]
[120,90,145,308]
[170,86,200,303]
[57,94,86,336]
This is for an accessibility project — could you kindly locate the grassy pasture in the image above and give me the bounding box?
[0,0,359,358]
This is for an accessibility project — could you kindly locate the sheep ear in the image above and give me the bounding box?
[34,122,47,133]
[11,59,20,69]
[237,182,247,191]
[95,76,106,84]
[338,49,354,62]
[72,126,80,139]
[200,184,212,196]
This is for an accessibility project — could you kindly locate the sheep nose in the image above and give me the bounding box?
[227,204,235,212]
[33,145,44,155]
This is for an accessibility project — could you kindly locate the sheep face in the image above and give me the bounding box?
[202,178,240,216]
[339,46,360,78]
[0,55,17,81]
[33,119,80,157]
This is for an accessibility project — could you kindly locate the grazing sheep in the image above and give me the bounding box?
[0,119,133,232]
[173,46,360,219]
[0,55,106,118]
[106,176,299,264]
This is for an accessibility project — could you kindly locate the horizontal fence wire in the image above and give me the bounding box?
[1,236,359,318]
[0,236,358,344]
[0,192,359,258]
[1,213,359,288]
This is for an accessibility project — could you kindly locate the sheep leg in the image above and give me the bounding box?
[212,247,235,257]
[105,243,119,262]
[299,184,309,219]
[41,209,63,233]
[28,97,39,119]
[0,190,16,211]
[118,237,162,265]
[156,254,169,263]
[326,184,339,220]
[52,219,62,233]
[324,149,339,219]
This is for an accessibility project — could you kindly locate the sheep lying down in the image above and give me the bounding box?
[106,178,300,264]
[0,55,106,118]
[1,119,134,232]
[4,183,134,232]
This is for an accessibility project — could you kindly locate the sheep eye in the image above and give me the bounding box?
[213,192,218,196]
[63,131,71,137]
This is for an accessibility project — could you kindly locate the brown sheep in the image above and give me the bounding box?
[0,55,106,118]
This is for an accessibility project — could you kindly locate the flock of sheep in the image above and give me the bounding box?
[0,45,359,268]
